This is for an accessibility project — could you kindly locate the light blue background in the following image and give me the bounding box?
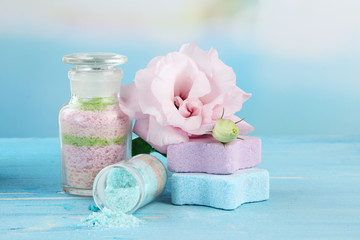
[0,0,359,137]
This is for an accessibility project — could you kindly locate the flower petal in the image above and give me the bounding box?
[179,43,213,79]
[227,115,255,135]
[133,118,174,153]
[186,69,211,99]
[120,84,143,119]
[202,94,226,123]
[135,67,167,125]
[223,88,252,115]
[134,116,189,153]
[207,47,219,58]
[169,98,203,132]
[187,122,214,135]
[180,43,250,114]
[151,52,210,102]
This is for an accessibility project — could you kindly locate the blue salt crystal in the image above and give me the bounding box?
[88,204,100,212]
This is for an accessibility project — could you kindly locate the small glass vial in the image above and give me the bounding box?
[59,53,132,196]
[93,154,168,214]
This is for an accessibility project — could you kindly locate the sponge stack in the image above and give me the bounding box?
[167,136,269,210]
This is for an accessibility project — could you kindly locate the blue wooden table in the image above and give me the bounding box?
[1,137,359,239]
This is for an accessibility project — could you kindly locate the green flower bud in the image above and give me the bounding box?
[212,119,239,143]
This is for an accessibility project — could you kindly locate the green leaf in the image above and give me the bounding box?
[131,137,167,158]
[132,137,155,156]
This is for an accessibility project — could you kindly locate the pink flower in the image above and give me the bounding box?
[121,43,254,153]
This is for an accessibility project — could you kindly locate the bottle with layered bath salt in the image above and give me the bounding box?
[59,53,132,196]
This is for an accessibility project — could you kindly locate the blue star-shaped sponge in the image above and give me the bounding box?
[171,168,269,210]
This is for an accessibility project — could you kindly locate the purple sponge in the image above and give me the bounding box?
[167,136,261,174]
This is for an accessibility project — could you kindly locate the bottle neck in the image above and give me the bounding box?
[68,68,123,98]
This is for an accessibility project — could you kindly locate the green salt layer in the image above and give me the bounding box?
[62,134,126,147]
[105,168,140,213]
[84,207,142,228]
[73,97,116,111]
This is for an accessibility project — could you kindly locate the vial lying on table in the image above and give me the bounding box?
[93,154,168,214]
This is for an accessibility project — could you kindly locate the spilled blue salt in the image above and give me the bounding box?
[84,207,142,228]
[84,167,143,228]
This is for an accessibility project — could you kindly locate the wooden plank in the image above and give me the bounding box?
[0,137,359,239]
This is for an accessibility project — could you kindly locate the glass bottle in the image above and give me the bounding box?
[93,154,168,214]
[59,53,132,196]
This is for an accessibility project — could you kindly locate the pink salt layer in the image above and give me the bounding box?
[167,136,261,174]
[65,166,105,189]
[62,144,127,169]
[59,104,131,132]
[60,120,130,139]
